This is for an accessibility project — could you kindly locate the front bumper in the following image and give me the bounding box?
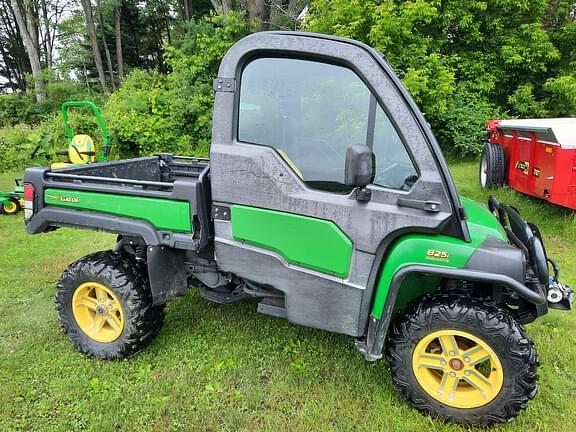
[488,196,573,311]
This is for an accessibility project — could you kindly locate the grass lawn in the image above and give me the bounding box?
[1,162,575,432]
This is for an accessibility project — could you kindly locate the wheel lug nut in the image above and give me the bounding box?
[464,370,471,376]
[440,360,447,366]
[449,372,456,377]
[463,356,470,362]
[449,351,455,356]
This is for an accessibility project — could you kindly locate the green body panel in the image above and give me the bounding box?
[231,205,353,277]
[371,197,507,318]
[44,189,192,233]
[61,101,111,161]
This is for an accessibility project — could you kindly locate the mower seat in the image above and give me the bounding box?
[51,134,96,170]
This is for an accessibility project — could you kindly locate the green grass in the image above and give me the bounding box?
[1,164,575,432]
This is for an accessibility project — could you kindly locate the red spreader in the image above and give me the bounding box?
[480,118,576,211]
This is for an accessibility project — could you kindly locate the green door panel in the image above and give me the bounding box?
[44,189,192,233]
[371,197,507,318]
[231,205,353,277]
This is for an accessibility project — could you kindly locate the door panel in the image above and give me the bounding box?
[231,205,353,277]
[210,32,461,336]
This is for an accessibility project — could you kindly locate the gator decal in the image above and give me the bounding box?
[44,189,192,233]
[231,205,353,277]
[46,193,80,203]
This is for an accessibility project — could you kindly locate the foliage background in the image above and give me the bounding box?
[0,1,575,173]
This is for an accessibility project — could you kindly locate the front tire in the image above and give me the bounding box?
[386,294,537,426]
[56,251,165,359]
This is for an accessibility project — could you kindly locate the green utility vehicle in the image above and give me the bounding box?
[23,33,572,426]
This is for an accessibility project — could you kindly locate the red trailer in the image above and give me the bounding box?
[480,118,576,211]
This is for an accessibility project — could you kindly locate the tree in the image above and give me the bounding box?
[97,1,115,90]
[79,0,107,93]
[114,0,123,79]
[39,0,73,70]
[9,0,46,101]
[0,0,30,92]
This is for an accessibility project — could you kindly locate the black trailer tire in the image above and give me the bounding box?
[479,142,506,188]
[386,294,537,426]
[1,197,21,215]
[55,250,165,359]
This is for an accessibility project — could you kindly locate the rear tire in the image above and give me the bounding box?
[1,197,21,215]
[479,142,506,188]
[386,294,537,426]
[56,250,165,359]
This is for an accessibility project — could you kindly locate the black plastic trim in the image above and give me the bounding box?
[27,207,163,246]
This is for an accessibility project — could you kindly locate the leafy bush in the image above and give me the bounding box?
[0,94,44,127]
[106,12,255,158]
[306,0,575,156]
[435,89,503,157]
[0,125,43,172]
[0,80,99,128]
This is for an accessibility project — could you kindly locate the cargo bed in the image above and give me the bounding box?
[24,153,212,251]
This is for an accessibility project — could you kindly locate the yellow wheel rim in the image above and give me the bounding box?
[3,201,18,214]
[72,282,124,343]
[412,329,504,409]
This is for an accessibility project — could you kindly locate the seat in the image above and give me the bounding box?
[51,134,96,170]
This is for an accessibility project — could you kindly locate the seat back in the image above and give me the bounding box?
[69,134,95,164]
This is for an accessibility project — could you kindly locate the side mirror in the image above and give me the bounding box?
[345,144,373,188]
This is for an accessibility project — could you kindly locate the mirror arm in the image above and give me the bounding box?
[354,187,372,202]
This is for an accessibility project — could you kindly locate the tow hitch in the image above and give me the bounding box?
[547,257,573,310]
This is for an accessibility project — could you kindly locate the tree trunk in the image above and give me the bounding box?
[210,0,232,16]
[246,0,266,28]
[183,0,190,20]
[114,2,124,80]
[269,0,283,29]
[80,0,107,93]
[25,0,40,57]
[10,0,45,101]
[40,0,52,68]
[288,0,300,17]
[98,7,116,91]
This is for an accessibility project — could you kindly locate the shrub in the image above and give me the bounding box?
[0,80,99,128]
[435,89,504,157]
[0,94,44,127]
[106,12,255,158]
[0,125,42,172]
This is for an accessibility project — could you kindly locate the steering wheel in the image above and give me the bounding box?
[373,161,417,190]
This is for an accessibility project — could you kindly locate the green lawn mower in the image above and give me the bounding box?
[0,101,110,216]
[0,180,24,215]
